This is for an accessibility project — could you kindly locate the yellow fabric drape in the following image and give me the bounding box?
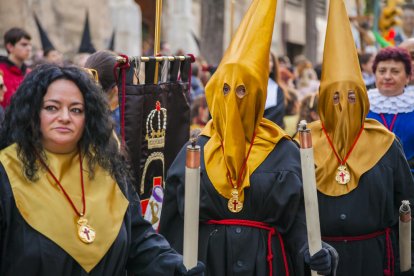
[308,119,394,196]
[202,118,288,201]
[0,144,129,272]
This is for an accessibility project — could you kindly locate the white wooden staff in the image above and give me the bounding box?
[298,120,322,276]
[183,142,201,269]
[399,200,411,272]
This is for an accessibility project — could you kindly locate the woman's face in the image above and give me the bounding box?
[375,59,410,96]
[40,79,85,154]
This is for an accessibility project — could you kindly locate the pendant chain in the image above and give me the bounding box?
[37,149,86,217]
[221,132,256,212]
[321,124,364,166]
[221,132,256,191]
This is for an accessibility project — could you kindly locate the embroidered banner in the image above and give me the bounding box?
[116,56,192,226]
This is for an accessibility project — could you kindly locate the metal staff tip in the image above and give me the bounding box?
[186,144,200,169]
[298,120,312,149]
[400,200,411,222]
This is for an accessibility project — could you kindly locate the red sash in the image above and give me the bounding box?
[206,219,289,276]
[322,228,394,276]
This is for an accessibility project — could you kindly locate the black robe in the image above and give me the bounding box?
[318,140,414,275]
[159,136,309,276]
[0,163,185,276]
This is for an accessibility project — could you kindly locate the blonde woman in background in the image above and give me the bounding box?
[294,55,320,100]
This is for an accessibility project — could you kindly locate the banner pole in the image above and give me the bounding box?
[154,0,163,84]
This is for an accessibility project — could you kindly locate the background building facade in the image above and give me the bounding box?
[0,0,364,65]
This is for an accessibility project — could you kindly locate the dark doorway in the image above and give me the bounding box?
[135,0,156,43]
[286,42,304,64]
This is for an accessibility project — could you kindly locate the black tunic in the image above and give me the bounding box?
[159,136,309,276]
[0,163,185,276]
[318,140,414,275]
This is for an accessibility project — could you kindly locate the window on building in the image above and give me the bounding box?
[287,0,303,7]
[287,0,326,14]
[316,0,327,15]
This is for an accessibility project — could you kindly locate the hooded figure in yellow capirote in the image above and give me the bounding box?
[160,0,337,275]
[301,0,414,274]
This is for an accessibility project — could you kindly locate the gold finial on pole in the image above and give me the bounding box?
[154,0,163,84]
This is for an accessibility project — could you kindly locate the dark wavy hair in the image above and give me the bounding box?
[372,47,412,76]
[0,64,131,184]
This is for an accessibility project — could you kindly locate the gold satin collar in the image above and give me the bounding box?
[201,118,289,201]
[0,144,129,272]
[307,119,394,196]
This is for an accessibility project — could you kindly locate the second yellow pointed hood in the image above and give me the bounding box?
[309,0,394,196]
[319,0,369,140]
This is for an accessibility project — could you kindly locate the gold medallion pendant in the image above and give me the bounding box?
[335,165,350,185]
[77,217,96,244]
[228,188,243,213]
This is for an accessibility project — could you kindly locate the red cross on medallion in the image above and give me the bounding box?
[339,172,346,182]
[83,228,90,240]
[232,199,238,211]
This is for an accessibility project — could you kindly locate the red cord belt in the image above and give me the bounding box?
[206,219,289,276]
[322,227,394,276]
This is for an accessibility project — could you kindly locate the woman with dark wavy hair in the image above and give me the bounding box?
[0,63,124,181]
[0,64,203,275]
